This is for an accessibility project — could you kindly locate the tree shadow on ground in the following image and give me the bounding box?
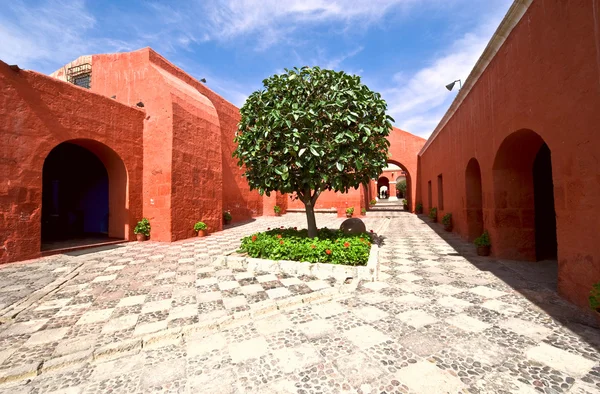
[416,214,600,354]
[223,218,257,230]
[65,243,126,257]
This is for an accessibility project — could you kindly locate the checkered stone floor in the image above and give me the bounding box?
[0,213,598,393]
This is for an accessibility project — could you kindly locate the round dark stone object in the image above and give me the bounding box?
[339,218,367,234]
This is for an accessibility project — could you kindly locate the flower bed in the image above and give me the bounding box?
[239,227,372,266]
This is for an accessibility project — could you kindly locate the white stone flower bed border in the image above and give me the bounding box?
[223,242,379,282]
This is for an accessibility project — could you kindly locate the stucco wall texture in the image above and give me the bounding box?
[417,0,600,309]
[54,48,263,241]
[0,61,145,264]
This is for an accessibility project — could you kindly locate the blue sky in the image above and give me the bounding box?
[0,0,513,138]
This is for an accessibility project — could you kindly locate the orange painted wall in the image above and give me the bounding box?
[85,48,250,240]
[417,0,600,308]
[0,61,144,263]
[146,51,263,224]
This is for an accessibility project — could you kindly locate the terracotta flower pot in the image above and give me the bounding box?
[346,214,352,218]
[477,245,490,256]
[197,230,207,237]
[430,217,437,223]
[136,233,147,242]
[275,212,281,217]
[403,205,408,210]
[224,220,231,225]
[444,224,453,232]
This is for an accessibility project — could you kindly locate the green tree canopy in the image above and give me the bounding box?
[233,66,393,237]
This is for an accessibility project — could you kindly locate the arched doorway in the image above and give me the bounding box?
[377,177,390,199]
[465,158,484,241]
[493,130,557,261]
[41,140,128,251]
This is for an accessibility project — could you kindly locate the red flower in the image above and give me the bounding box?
[251,235,257,242]
[370,229,374,233]
[267,227,271,230]
[325,249,332,255]
[280,226,284,229]
[343,242,350,248]
[277,234,282,239]
[280,240,284,245]
[294,227,297,230]
[311,244,316,249]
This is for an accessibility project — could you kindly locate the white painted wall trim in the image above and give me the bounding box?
[418,0,534,156]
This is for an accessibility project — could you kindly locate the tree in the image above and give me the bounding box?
[233,66,393,237]
[397,179,407,198]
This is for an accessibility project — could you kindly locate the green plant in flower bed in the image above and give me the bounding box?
[239,227,372,266]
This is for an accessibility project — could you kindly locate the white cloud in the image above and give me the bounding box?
[380,11,509,138]
[0,0,95,70]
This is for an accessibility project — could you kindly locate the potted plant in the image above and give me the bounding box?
[589,283,600,324]
[474,230,491,256]
[134,218,150,241]
[416,202,423,214]
[361,208,367,216]
[223,211,232,225]
[429,207,438,223]
[370,199,377,206]
[273,205,282,216]
[194,221,208,237]
[345,207,354,218]
[402,199,408,210]
[442,213,453,231]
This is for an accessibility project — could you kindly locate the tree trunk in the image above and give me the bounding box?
[304,201,318,238]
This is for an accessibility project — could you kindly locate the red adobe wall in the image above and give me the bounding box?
[146,50,263,224]
[387,127,425,212]
[417,0,600,308]
[71,49,225,240]
[0,61,144,264]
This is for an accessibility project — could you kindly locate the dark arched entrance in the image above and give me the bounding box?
[533,143,557,260]
[42,141,127,251]
[465,158,484,241]
[493,130,557,261]
[377,177,390,199]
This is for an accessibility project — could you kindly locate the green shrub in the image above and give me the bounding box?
[397,180,407,197]
[416,202,423,213]
[361,208,366,215]
[402,199,408,205]
[134,218,151,236]
[589,283,600,311]
[474,230,491,247]
[442,213,452,226]
[370,199,377,205]
[239,228,372,266]
[429,207,437,220]
[223,211,232,222]
[274,205,281,214]
[194,221,207,232]
[345,207,354,215]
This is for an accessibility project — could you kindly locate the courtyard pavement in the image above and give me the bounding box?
[0,213,598,393]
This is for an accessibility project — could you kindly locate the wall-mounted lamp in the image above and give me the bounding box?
[445,79,462,91]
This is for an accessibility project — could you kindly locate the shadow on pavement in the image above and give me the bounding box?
[416,214,600,354]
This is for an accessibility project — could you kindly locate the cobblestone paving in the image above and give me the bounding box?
[0,213,598,393]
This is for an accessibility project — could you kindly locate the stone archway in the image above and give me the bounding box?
[41,140,128,251]
[465,158,484,242]
[492,130,557,261]
[377,177,390,199]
